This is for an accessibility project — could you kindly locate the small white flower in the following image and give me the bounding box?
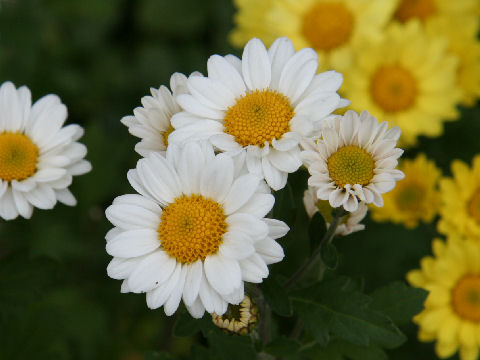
[169,37,347,191]
[302,110,404,212]
[105,141,288,318]
[303,185,367,236]
[121,73,190,157]
[0,81,91,220]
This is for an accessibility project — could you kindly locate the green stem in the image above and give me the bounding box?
[284,207,346,291]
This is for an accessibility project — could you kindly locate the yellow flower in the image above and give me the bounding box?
[438,155,480,239]
[229,0,398,71]
[407,236,480,360]
[342,21,461,146]
[370,154,441,229]
[393,0,480,106]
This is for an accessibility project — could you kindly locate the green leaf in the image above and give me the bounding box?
[370,281,428,326]
[264,337,302,358]
[204,327,256,360]
[302,339,388,360]
[291,276,406,349]
[173,309,213,337]
[320,242,338,270]
[261,276,293,316]
[144,351,178,360]
[309,212,327,253]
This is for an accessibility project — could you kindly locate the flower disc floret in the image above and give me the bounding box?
[159,194,227,263]
[327,145,374,188]
[452,275,480,322]
[0,133,38,181]
[301,2,354,51]
[224,89,293,147]
[394,0,437,22]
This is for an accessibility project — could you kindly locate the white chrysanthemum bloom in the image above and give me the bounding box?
[169,37,347,191]
[303,185,367,236]
[302,110,404,212]
[120,73,191,157]
[105,141,288,318]
[0,81,91,220]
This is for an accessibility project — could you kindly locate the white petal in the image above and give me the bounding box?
[219,231,255,260]
[0,188,19,220]
[107,257,142,280]
[236,193,275,218]
[207,55,246,98]
[242,38,271,90]
[200,153,234,202]
[105,203,160,230]
[268,37,295,89]
[204,254,241,295]
[263,218,289,239]
[267,148,302,173]
[254,237,285,265]
[186,297,205,319]
[182,260,203,306]
[226,213,269,241]
[146,263,182,309]
[12,190,33,219]
[24,185,56,209]
[240,253,268,283]
[199,272,228,314]
[128,250,176,293]
[262,157,287,190]
[105,229,159,258]
[188,76,236,110]
[223,174,260,215]
[164,264,188,316]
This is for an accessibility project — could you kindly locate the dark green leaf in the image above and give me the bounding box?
[264,337,302,358]
[261,276,293,316]
[291,276,406,349]
[302,339,388,360]
[204,328,256,360]
[173,310,212,337]
[309,212,327,253]
[370,281,428,326]
[145,351,178,360]
[320,242,338,270]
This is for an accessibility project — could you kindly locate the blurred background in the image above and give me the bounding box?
[0,0,478,359]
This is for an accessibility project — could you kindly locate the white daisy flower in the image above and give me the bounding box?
[303,185,367,236]
[105,141,288,318]
[120,73,191,157]
[168,37,347,191]
[302,110,404,212]
[0,81,91,220]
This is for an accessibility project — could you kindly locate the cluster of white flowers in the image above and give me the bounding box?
[105,37,405,318]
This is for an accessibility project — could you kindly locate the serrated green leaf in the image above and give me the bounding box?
[264,337,302,358]
[204,328,256,360]
[309,212,326,252]
[261,276,293,316]
[370,281,428,326]
[291,276,406,349]
[320,242,338,270]
[173,309,212,337]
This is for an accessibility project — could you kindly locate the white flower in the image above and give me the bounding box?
[302,110,404,212]
[303,185,367,236]
[0,81,91,220]
[120,73,190,157]
[169,37,347,191]
[105,141,288,318]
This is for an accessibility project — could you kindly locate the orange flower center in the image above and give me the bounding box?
[0,132,38,182]
[395,0,437,23]
[327,145,375,188]
[452,275,480,322]
[468,189,480,225]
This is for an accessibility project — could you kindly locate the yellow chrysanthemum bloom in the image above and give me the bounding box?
[408,236,480,360]
[371,154,441,229]
[229,0,398,71]
[393,0,480,106]
[342,21,461,146]
[438,155,480,239]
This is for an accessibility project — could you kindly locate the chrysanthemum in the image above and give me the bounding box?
[303,185,367,235]
[370,154,441,229]
[120,73,191,157]
[438,155,480,239]
[301,110,404,212]
[342,21,462,146]
[408,236,480,360]
[393,0,480,106]
[229,0,398,71]
[105,142,288,318]
[0,81,91,220]
[169,37,346,191]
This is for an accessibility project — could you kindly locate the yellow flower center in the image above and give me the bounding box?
[224,89,294,147]
[452,275,480,322]
[396,183,425,211]
[467,189,480,225]
[0,132,39,182]
[327,145,375,188]
[302,2,354,51]
[395,0,437,23]
[158,194,227,264]
[371,65,417,113]
[162,125,174,147]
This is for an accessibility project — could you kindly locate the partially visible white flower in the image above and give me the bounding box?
[121,72,192,157]
[0,81,91,220]
[303,185,367,236]
[302,110,404,212]
[169,37,348,191]
[105,141,288,318]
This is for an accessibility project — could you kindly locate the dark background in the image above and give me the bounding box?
[0,0,478,359]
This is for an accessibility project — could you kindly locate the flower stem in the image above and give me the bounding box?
[284,207,346,291]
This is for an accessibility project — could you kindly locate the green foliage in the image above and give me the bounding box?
[261,276,293,317]
[308,212,326,253]
[291,277,406,350]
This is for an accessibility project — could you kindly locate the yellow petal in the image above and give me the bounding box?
[435,341,459,359]
[460,346,479,360]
